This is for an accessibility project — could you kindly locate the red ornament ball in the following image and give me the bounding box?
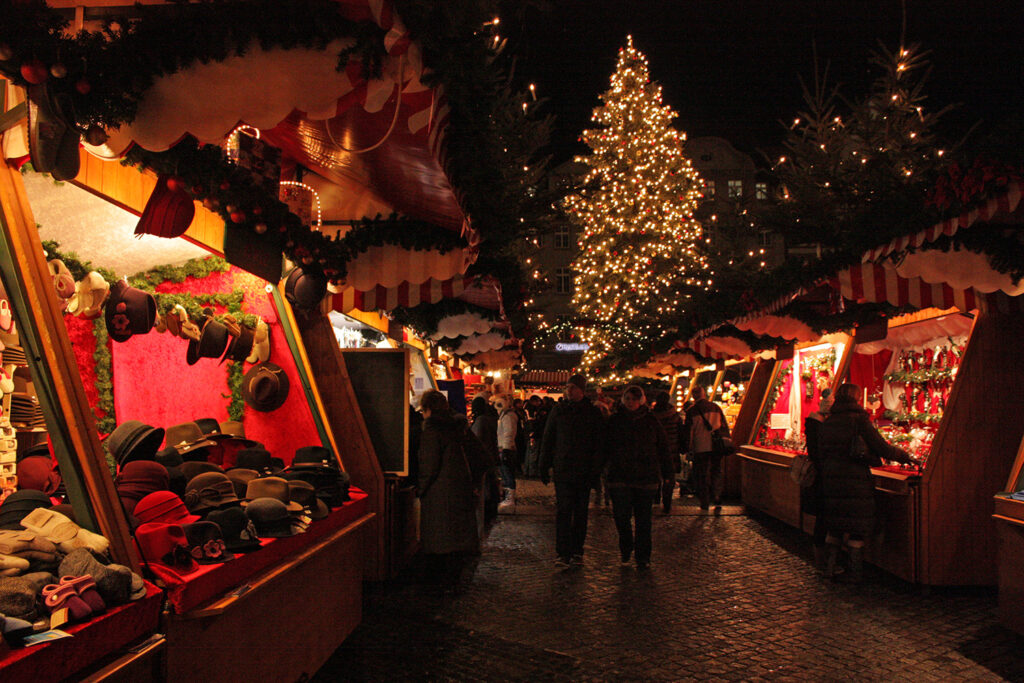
[165,175,185,192]
[229,210,246,224]
[20,59,48,84]
[74,78,91,95]
[219,181,231,191]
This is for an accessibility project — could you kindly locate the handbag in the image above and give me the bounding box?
[698,411,734,454]
[789,454,816,487]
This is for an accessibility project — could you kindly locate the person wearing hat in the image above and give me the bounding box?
[538,374,607,569]
[415,390,489,594]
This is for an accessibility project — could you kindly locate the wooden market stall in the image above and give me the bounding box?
[993,435,1024,636]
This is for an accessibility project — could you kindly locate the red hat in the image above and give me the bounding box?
[15,455,61,496]
[135,522,199,576]
[134,491,200,526]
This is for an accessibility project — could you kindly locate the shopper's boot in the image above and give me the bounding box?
[498,489,515,513]
[835,542,864,584]
[812,544,827,574]
[823,540,841,579]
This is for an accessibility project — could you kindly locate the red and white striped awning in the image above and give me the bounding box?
[832,262,1024,313]
[517,370,570,386]
[672,338,741,361]
[332,276,466,313]
[862,180,1023,263]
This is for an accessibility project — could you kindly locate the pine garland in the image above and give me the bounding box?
[91,316,116,435]
[883,367,956,385]
[343,214,469,256]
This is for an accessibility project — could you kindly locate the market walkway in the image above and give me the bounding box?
[315,480,1024,682]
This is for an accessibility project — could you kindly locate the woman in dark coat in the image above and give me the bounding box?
[469,395,500,524]
[817,383,913,582]
[605,386,673,569]
[651,391,684,513]
[417,390,488,591]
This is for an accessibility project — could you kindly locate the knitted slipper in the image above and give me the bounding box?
[58,548,132,606]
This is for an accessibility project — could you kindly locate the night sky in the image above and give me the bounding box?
[505,1,1024,165]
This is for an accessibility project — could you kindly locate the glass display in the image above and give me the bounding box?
[754,342,842,453]
[713,362,754,430]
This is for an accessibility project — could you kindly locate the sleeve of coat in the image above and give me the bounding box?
[462,430,490,483]
[417,430,443,497]
[538,405,558,472]
[859,414,913,465]
[715,404,731,438]
[654,418,673,479]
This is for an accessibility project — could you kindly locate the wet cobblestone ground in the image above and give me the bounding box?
[315,481,1024,682]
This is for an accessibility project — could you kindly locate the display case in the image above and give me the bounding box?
[739,308,1024,584]
[993,435,1024,636]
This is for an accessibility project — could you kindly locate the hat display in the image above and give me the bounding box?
[17,441,52,463]
[193,417,230,441]
[186,316,230,365]
[241,362,290,412]
[231,446,281,475]
[155,446,185,469]
[183,472,239,514]
[205,506,262,553]
[104,279,157,343]
[292,445,337,468]
[15,455,61,495]
[165,466,188,498]
[244,498,296,538]
[182,521,233,564]
[225,468,260,499]
[0,490,53,530]
[163,421,217,457]
[218,420,259,448]
[221,325,256,364]
[179,461,224,482]
[107,420,165,467]
[116,461,170,514]
[243,476,303,513]
[134,491,200,526]
[283,266,327,311]
[135,522,199,576]
[282,465,351,508]
[287,480,329,520]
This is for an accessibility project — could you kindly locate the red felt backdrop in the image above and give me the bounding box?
[109,266,321,465]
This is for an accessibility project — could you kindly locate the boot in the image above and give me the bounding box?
[823,541,841,579]
[812,544,827,574]
[835,543,864,584]
[498,489,515,513]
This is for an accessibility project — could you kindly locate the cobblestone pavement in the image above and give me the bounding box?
[315,480,1024,682]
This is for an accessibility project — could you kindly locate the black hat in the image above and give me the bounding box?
[292,446,338,469]
[0,490,53,530]
[182,521,234,564]
[107,420,165,468]
[180,461,224,482]
[282,465,350,508]
[221,325,255,364]
[241,362,289,412]
[231,447,281,476]
[206,505,262,553]
[287,480,329,520]
[17,441,51,463]
[155,446,184,469]
[187,317,230,366]
[104,280,157,343]
[245,498,296,538]
[164,465,188,498]
[194,418,230,441]
[284,267,327,311]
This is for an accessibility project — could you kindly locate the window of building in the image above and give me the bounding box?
[555,267,573,294]
[727,180,743,198]
[554,225,571,249]
[703,180,715,197]
[758,230,773,247]
[755,182,768,200]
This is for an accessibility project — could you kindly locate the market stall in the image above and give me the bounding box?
[993,435,1024,636]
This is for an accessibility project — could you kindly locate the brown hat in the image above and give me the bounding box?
[287,480,329,520]
[225,468,260,499]
[164,421,217,457]
[221,325,255,364]
[241,362,289,412]
[187,316,230,366]
[243,476,303,513]
[184,472,239,514]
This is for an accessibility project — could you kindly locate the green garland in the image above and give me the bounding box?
[91,317,115,435]
[883,367,956,385]
[343,214,468,256]
[882,409,943,425]
[756,361,794,444]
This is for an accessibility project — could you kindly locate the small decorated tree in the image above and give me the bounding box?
[564,36,709,380]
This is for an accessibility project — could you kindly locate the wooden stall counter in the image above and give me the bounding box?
[163,502,374,682]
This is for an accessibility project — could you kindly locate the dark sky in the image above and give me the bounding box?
[505,1,1024,165]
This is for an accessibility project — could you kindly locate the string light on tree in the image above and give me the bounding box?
[563,36,709,378]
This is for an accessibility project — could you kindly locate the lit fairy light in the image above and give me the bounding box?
[279,181,322,228]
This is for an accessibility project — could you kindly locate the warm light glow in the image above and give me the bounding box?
[279,181,322,228]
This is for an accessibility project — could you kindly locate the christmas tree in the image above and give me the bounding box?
[564,36,709,380]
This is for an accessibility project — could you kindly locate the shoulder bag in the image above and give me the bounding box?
[699,411,734,455]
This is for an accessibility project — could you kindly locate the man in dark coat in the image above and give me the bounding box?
[817,383,913,582]
[685,386,731,511]
[605,386,673,568]
[539,374,606,568]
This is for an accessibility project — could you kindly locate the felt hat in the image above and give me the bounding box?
[205,506,262,552]
[282,465,351,508]
[134,523,199,576]
[292,445,337,469]
[163,421,217,457]
[283,267,327,311]
[186,317,230,365]
[104,280,157,343]
[287,480,329,520]
[225,468,260,499]
[164,465,188,498]
[194,418,230,441]
[135,173,196,239]
[155,446,184,469]
[180,461,224,482]
[221,324,255,364]
[241,362,289,412]
[107,420,165,467]
[15,455,61,495]
[115,461,170,514]
[26,82,80,181]
[17,441,52,463]
[182,521,233,564]
[134,491,200,526]
[184,472,239,514]
[243,477,303,513]
[230,447,281,475]
[67,271,110,319]
[0,490,53,530]
[244,498,296,538]
[218,420,259,448]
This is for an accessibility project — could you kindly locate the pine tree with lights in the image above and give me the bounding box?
[563,36,710,380]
